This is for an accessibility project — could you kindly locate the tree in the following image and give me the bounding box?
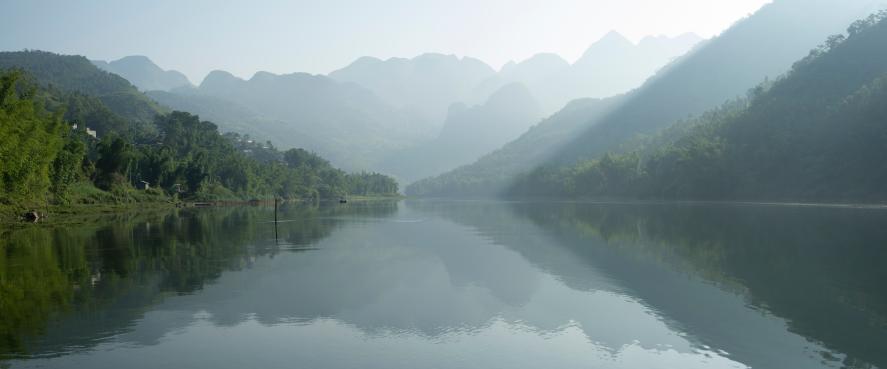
[95,134,134,190]
[0,70,64,204]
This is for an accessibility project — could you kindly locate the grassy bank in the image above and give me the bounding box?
[1,181,404,224]
[0,182,174,224]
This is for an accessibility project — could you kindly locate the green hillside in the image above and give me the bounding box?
[511,11,887,202]
[0,51,164,130]
[408,0,880,197]
[0,53,399,215]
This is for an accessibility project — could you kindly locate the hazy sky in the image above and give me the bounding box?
[2,0,771,83]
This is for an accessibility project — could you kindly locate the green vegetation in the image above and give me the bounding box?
[0,51,164,130]
[509,11,887,202]
[0,52,399,220]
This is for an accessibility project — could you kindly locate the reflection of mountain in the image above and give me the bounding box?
[15,203,703,364]
[6,201,885,369]
[407,201,887,369]
[0,203,397,359]
[502,202,887,368]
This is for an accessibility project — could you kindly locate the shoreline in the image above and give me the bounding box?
[405,197,887,209]
[9,195,881,225]
[0,195,406,225]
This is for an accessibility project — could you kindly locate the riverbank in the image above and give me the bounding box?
[0,201,173,226]
[1,192,406,225]
[559,197,887,209]
[405,196,887,210]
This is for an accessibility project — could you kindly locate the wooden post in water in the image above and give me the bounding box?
[273,197,279,243]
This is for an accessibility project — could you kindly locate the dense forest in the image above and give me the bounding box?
[509,11,887,202]
[0,55,398,215]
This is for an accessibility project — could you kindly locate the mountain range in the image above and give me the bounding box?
[92,31,700,182]
[329,53,497,135]
[472,31,702,114]
[378,83,543,183]
[161,70,421,171]
[507,7,887,202]
[408,0,887,196]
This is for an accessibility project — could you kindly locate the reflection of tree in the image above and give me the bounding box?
[0,202,397,359]
[511,202,887,368]
[0,228,84,356]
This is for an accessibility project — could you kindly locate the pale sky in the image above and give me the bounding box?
[1,0,772,83]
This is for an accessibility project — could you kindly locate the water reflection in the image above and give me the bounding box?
[521,202,887,369]
[0,202,396,359]
[1,200,885,369]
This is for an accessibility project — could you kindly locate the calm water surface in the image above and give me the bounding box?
[1,200,885,369]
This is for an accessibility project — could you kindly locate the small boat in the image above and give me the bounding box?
[339,198,348,204]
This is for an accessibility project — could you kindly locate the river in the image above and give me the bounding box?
[1,200,885,368]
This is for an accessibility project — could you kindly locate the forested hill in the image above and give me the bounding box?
[407,0,881,198]
[0,51,164,127]
[0,53,398,214]
[548,0,881,165]
[509,11,887,202]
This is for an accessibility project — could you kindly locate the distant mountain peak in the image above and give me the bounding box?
[91,54,193,91]
[485,82,537,109]
[328,52,497,128]
[499,53,570,78]
[116,55,154,63]
[522,53,570,66]
[576,31,635,63]
[598,30,634,45]
[203,69,240,81]
[199,70,244,92]
[250,71,279,82]
[415,52,456,60]
[500,60,519,73]
[356,56,383,63]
